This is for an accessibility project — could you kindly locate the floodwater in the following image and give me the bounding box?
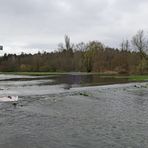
[0,74,148,148]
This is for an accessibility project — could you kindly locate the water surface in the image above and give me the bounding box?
[0,74,147,148]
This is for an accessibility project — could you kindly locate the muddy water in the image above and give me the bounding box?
[0,74,148,148]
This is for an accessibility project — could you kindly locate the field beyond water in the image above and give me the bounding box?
[0,73,148,147]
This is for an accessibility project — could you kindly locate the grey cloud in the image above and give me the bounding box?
[0,0,148,54]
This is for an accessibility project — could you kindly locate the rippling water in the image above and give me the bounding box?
[0,74,147,148]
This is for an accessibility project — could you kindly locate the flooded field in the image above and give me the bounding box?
[0,74,148,147]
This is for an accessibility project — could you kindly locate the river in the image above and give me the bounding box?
[0,74,147,148]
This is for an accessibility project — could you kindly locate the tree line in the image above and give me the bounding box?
[0,30,148,74]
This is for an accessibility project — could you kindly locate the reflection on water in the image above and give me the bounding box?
[0,74,129,88]
[50,74,129,87]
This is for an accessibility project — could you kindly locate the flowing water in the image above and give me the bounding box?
[0,74,147,148]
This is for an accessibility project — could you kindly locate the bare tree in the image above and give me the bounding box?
[58,35,74,51]
[64,35,74,51]
[0,45,3,50]
[75,42,87,51]
[132,30,147,59]
[132,30,148,74]
[65,35,71,50]
[121,40,130,51]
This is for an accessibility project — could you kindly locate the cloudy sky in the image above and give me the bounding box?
[0,0,148,54]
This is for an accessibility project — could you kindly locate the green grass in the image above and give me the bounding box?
[111,75,148,82]
[126,75,148,81]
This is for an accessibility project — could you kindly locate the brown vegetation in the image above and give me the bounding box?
[0,31,148,74]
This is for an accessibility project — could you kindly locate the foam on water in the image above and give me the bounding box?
[0,96,18,102]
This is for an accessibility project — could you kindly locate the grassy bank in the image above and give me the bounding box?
[0,71,117,76]
[123,75,148,82]
[0,72,66,76]
[107,75,148,82]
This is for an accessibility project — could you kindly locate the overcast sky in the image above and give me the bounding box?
[0,0,148,55]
